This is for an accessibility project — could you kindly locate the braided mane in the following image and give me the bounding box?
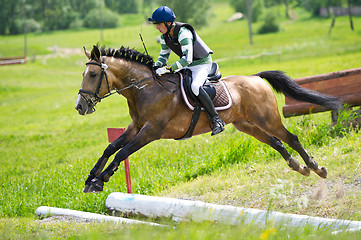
[100,46,154,68]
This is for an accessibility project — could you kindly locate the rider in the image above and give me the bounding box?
[148,6,225,136]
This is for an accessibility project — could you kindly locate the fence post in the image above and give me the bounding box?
[107,128,132,194]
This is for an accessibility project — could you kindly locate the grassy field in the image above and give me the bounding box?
[1,2,361,239]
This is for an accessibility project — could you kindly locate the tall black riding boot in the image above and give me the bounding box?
[196,87,225,136]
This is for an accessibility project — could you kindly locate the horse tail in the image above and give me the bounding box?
[254,70,343,110]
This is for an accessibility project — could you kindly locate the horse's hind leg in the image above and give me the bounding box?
[269,136,311,176]
[232,121,310,176]
[250,116,327,178]
[280,130,327,178]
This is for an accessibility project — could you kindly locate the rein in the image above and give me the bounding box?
[153,73,177,93]
[139,33,177,93]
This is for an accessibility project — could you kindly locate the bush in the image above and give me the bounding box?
[42,8,80,31]
[69,18,84,29]
[9,18,42,35]
[26,19,42,33]
[258,10,280,34]
[65,11,82,29]
[84,8,119,29]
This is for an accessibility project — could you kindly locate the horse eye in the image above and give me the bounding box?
[89,71,97,77]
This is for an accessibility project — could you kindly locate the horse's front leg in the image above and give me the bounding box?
[87,122,163,193]
[83,123,139,193]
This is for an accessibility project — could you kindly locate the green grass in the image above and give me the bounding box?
[1,2,361,239]
[4,217,361,240]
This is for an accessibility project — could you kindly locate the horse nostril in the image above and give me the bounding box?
[75,104,82,111]
[75,104,85,114]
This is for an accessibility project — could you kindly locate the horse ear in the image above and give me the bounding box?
[83,46,91,59]
[90,45,101,62]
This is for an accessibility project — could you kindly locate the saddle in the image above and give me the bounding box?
[176,63,232,140]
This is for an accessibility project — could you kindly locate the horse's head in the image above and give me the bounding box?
[75,45,112,115]
[75,45,156,115]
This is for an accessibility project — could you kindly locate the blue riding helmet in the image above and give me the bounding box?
[148,6,176,23]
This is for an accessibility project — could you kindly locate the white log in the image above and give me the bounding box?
[35,206,161,226]
[106,192,361,230]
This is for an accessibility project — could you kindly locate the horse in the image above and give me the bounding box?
[75,45,342,193]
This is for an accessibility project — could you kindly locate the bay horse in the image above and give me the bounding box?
[75,45,342,193]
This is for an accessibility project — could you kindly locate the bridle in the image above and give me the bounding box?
[78,57,155,111]
[78,57,116,110]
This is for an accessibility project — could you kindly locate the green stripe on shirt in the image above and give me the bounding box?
[155,27,212,71]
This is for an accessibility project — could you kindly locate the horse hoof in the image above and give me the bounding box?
[314,166,327,178]
[88,185,102,193]
[87,177,104,193]
[83,184,90,193]
[309,158,319,170]
[287,158,300,171]
[298,165,310,176]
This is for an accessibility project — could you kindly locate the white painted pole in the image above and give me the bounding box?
[106,193,361,230]
[35,206,161,226]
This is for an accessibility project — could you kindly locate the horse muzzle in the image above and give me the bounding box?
[75,94,96,115]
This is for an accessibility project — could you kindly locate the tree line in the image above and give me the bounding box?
[1,0,360,35]
[231,0,361,22]
[0,0,150,35]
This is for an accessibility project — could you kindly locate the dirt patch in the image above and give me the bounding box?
[45,47,82,56]
[36,215,96,224]
[311,179,329,200]
[39,47,83,64]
